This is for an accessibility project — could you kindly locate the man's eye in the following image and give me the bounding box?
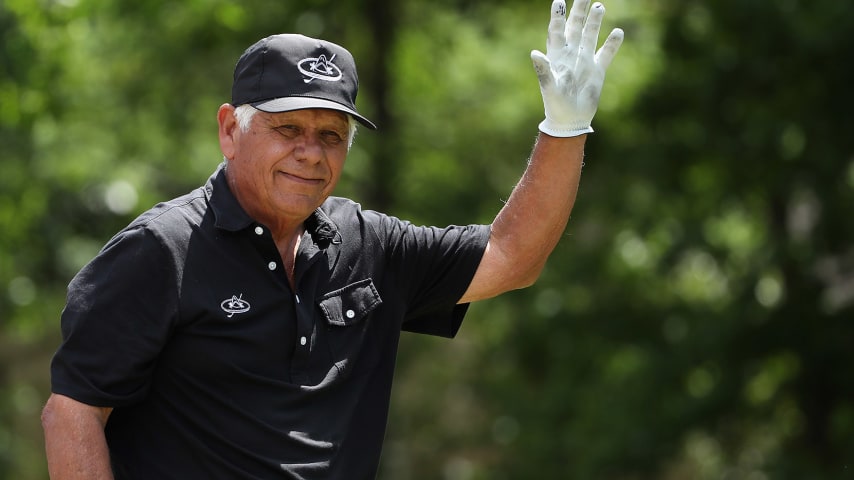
[322,131,345,144]
[275,125,300,137]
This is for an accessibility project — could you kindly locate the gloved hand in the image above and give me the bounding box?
[532,0,624,137]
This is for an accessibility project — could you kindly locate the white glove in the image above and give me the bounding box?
[532,0,624,137]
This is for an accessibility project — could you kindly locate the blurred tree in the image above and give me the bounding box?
[391,0,854,478]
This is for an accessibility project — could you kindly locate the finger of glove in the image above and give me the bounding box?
[546,0,569,55]
[531,50,555,90]
[565,0,592,52]
[595,28,624,70]
[579,2,605,58]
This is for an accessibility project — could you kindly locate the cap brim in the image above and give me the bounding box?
[251,97,377,130]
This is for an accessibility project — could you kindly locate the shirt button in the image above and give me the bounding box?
[268,261,277,271]
[300,336,307,346]
[345,309,356,319]
[254,226,264,235]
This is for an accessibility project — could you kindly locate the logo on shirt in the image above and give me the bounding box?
[297,54,342,84]
[221,294,250,318]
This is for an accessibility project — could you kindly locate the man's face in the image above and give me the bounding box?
[221,107,350,229]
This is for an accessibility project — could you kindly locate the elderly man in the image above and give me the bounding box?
[42,0,622,478]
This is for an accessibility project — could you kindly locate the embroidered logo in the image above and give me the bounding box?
[221,294,250,318]
[297,54,342,84]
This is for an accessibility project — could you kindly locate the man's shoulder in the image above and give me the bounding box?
[321,196,394,224]
[106,187,208,253]
[129,188,208,231]
[320,197,400,239]
[320,196,362,215]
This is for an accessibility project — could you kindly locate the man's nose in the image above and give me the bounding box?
[293,134,324,163]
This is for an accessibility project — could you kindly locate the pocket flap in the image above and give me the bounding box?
[318,278,383,326]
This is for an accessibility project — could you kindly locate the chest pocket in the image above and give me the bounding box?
[317,278,383,326]
[316,279,383,375]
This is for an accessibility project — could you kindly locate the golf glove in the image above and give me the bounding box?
[532,0,624,137]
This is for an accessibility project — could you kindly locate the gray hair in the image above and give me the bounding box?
[233,104,358,149]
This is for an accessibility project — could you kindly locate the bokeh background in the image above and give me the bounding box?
[2,0,853,478]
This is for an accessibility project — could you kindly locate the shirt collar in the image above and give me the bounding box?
[306,207,342,245]
[206,162,255,232]
[206,162,341,245]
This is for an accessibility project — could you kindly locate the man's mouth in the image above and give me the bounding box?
[278,171,321,185]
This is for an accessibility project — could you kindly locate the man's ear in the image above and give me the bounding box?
[218,104,238,160]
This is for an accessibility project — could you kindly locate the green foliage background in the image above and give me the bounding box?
[2,0,853,478]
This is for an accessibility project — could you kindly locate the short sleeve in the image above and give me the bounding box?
[366,211,490,337]
[50,226,179,407]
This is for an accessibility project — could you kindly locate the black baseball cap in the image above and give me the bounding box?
[231,34,377,130]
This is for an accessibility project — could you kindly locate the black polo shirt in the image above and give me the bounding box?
[50,163,490,479]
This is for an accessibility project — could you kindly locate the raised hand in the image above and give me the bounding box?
[532,0,624,137]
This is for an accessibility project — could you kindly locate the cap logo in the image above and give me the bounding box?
[297,53,343,84]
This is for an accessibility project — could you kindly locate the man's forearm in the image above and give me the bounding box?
[459,133,585,303]
[43,394,114,480]
[492,132,586,282]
